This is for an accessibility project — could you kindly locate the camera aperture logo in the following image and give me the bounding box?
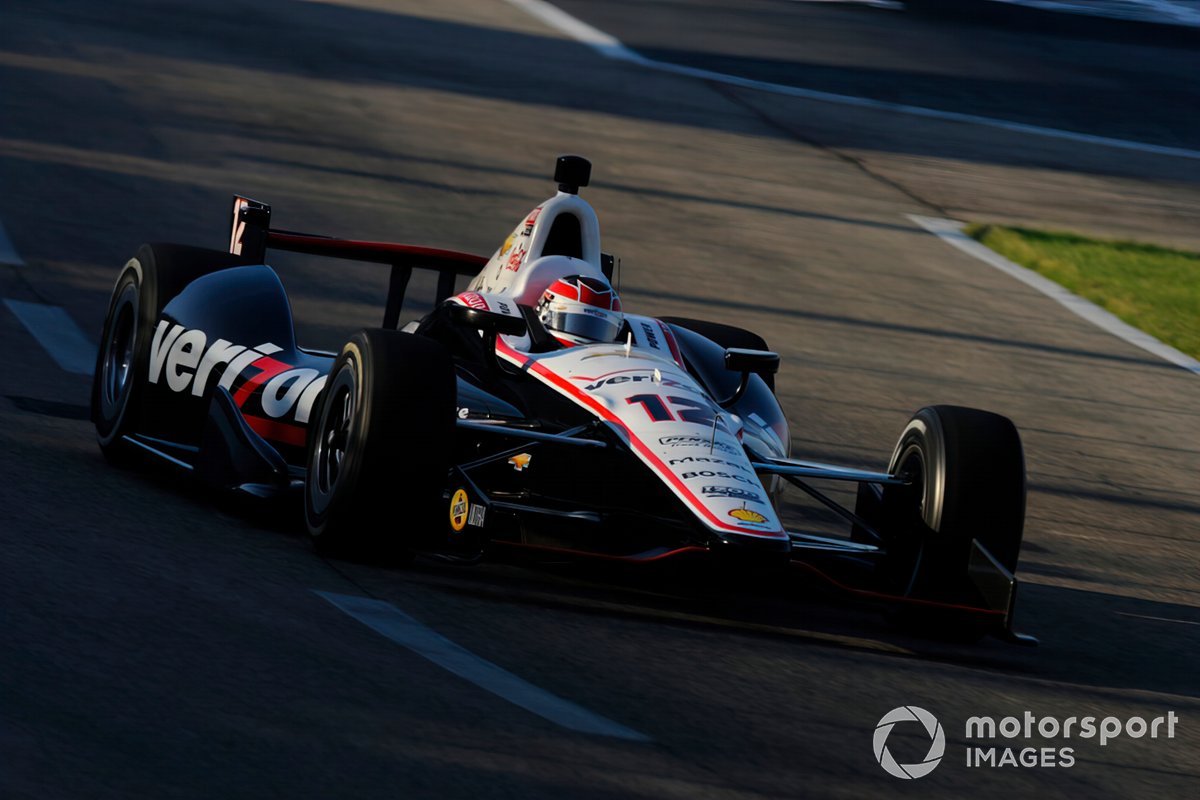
[874,706,946,779]
[874,707,1180,778]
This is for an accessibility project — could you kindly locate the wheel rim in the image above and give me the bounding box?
[310,361,357,516]
[894,443,927,596]
[101,282,138,417]
[896,444,926,520]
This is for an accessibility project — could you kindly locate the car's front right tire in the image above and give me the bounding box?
[304,329,456,560]
[857,405,1026,640]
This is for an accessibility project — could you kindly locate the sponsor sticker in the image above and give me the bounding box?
[680,470,756,485]
[505,245,527,271]
[728,507,767,524]
[668,455,749,472]
[449,488,469,532]
[460,293,489,311]
[523,207,542,233]
[146,321,325,424]
[582,372,693,393]
[639,321,661,350]
[701,485,763,504]
[508,453,532,472]
[468,504,487,528]
[659,435,739,456]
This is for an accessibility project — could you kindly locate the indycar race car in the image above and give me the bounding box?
[91,156,1035,644]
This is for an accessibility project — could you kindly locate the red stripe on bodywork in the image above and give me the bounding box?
[658,321,685,368]
[791,561,1005,616]
[266,232,487,270]
[495,337,785,539]
[232,356,293,408]
[243,414,307,447]
[494,542,709,562]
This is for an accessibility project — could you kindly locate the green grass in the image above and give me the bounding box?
[965,224,1200,360]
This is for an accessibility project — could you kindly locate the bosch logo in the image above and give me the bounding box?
[680,470,755,485]
[874,706,945,780]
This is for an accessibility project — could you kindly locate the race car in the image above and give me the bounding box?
[91,155,1035,644]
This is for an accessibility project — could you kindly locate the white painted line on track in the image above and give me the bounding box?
[0,219,25,266]
[990,0,1200,26]
[788,0,903,8]
[314,590,652,742]
[1116,611,1200,626]
[3,300,95,375]
[907,215,1200,377]
[503,0,1200,161]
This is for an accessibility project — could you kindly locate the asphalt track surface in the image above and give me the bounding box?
[0,1,1197,797]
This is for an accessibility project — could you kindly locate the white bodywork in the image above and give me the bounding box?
[493,334,785,540]
[466,191,606,305]
[453,190,787,542]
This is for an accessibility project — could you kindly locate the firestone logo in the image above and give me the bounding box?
[873,706,945,780]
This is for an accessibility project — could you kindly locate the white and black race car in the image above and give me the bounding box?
[92,156,1034,644]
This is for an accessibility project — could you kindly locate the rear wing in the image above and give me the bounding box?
[229,195,488,329]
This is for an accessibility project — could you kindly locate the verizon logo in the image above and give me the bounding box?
[148,321,326,423]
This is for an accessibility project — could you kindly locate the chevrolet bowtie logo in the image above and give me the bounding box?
[508,453,532,472]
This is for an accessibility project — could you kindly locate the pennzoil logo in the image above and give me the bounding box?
[659,435,739,456]
[728,508,767,524]
[449,489,469,532]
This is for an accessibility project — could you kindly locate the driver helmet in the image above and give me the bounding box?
[536,275,624,345]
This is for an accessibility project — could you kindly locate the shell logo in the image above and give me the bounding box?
[728,508,767,524]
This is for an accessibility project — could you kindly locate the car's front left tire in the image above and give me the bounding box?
[91,243,252,465]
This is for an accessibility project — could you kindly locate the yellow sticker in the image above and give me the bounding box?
[449,488,469,532]
[728,508,767,524]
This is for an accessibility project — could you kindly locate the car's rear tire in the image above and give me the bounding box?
[857,405,1025,640]
[304,329,455,561]
[91,243,252,465]
[658,317,774,391]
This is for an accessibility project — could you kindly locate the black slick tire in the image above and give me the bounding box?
[91,243,251,465]
[304,329,455,561]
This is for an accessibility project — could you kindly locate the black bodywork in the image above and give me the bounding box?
[95,187,1036,646]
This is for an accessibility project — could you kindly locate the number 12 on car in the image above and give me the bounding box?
[626,394,729,431]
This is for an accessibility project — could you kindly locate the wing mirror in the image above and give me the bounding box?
[719,348,780,407]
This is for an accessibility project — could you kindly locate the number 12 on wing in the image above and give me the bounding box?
[627,394,727,431]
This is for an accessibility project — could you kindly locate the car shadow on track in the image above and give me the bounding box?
[358,548,1200,702]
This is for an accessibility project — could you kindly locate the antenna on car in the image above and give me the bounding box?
[555,154,591,195]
